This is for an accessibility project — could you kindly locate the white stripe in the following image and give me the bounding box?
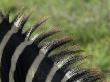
[25,46,48,82]
[9,41,31,82]
[45,63,58,82]
[0,30,13,63]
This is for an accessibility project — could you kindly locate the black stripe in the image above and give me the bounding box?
[1,32,25,82]
[14,44,39,82]
[32,57,54,82]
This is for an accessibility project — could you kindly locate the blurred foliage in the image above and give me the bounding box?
[0,0,110,81]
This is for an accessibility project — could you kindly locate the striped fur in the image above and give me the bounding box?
[0,10,104,82]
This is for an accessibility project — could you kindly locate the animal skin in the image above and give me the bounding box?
[0,9,104,82]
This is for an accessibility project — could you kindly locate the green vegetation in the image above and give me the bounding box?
[0,0,110,81]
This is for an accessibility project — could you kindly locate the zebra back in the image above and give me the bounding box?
[0,10,104,82]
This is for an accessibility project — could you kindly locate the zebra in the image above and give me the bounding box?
[0,9,104,82]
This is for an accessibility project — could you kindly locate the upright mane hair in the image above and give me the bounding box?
[0,9,104,82]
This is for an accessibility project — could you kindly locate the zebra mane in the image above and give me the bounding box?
[0,9,104,82]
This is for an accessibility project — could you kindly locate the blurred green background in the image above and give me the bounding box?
[0,0,110,81]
